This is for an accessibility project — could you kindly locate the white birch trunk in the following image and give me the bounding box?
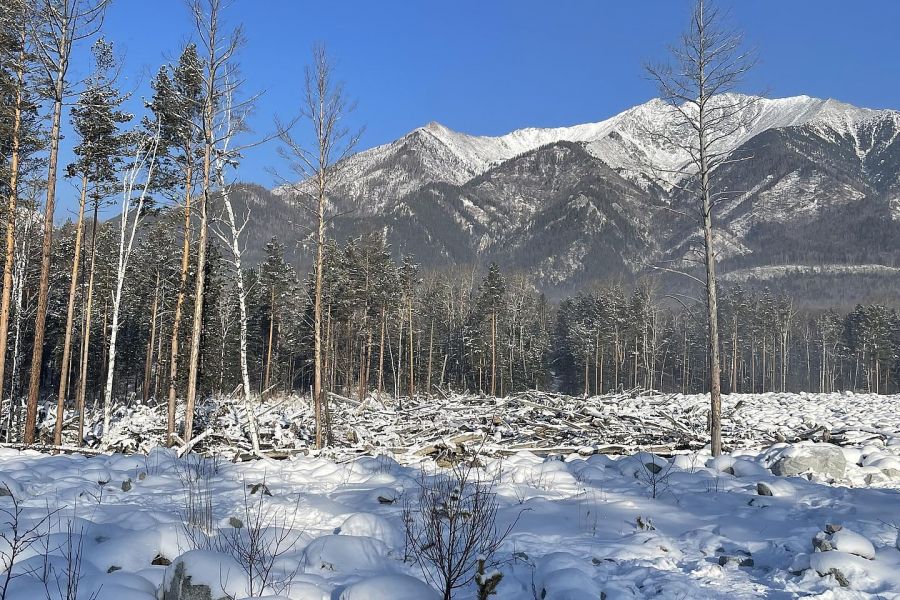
[101,123,161,444]
[215,171,260,453]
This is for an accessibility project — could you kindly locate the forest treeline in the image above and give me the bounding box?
[7,223,898,426]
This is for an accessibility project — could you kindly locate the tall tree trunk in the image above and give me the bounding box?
[24,59,68,445]
[731,318,738,393]
[0,35,26,427]
[313,172,325,448]
[101,131,159,444]
[408,291,414,402]
[263,286,275,394]
[700,130,723,457]
[6,220,30,442]
[154,302,166,399]
[185,123,212,445]
[143,270,160,404]
[376,305,385,405]
[76,203,100,446]
[167,165,192,445]
[425,318,434,399]
[490,308,496,396]
[53,174,89,445]
[218,172,261,453]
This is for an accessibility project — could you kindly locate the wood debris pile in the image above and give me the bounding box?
[27,389,899,461]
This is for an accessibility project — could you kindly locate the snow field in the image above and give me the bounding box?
[0,394,898,599]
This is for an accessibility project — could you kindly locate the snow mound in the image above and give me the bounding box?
[831,528,876,560]
[338,574,441,600]
[301,535,388,573]
[335,513,403,551]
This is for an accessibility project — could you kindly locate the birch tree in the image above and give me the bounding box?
[210,68,260,454]
[100,120,161,443]
[183,0,243,444]
[645,0,756,456]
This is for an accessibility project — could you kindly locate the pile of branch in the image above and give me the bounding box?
[24,389,896,462]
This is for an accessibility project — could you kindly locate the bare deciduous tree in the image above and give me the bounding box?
[645,0,757,456]
[278,44,361,448]
[183,0,244,444]
[101,120,162,444]
[211,66,261,454]
[403,461,516,600]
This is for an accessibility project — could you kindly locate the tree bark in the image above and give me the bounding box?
[53,174,89,445]
[263,286,275,394]
[143,270,160,403]
[376,304,385,405]
[167,164,192,445]
[313,171,325,448]
[699,116,723,457]
[0,36,25,430]
[25,54,68,445]
[75,202,101,446]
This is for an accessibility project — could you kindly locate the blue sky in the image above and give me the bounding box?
[55,0,900,218]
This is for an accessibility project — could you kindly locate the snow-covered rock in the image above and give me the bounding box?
[161,551,249,600]
[814,525,876,560]
[756,479,795,497]
[771,443,847,479]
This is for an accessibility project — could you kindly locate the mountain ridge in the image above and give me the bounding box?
[252,93,900,306]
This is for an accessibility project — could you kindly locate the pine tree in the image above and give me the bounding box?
[0,0,43,433]
[25,0,109,445]
[147,43,203,445]
[55,38,130,445]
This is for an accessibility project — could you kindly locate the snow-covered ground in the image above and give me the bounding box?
[2,392,899,600]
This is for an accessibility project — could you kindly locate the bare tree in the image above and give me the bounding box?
[645,0,756,456]
[211,66,261,454]
[3,212,33,442]
[183,0,244,444]
[100,121,161,443]
[23,0,109,445]
[278,44,361,448]
[403,461,516,600]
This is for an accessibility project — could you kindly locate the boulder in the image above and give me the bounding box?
[756,479,794,497]
[161,551,248,600]
[772,444,846,479]
[830,529,875,560]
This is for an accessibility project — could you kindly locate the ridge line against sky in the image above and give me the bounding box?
[52,0,900,219]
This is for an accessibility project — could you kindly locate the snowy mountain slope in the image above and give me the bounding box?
[255,94,900,301]
[278,94,899,213]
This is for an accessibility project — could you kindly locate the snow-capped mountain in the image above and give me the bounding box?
[261,94,900,304]
[278,94,897,211]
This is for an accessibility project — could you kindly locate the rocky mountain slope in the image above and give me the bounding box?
[249,94,900,305]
